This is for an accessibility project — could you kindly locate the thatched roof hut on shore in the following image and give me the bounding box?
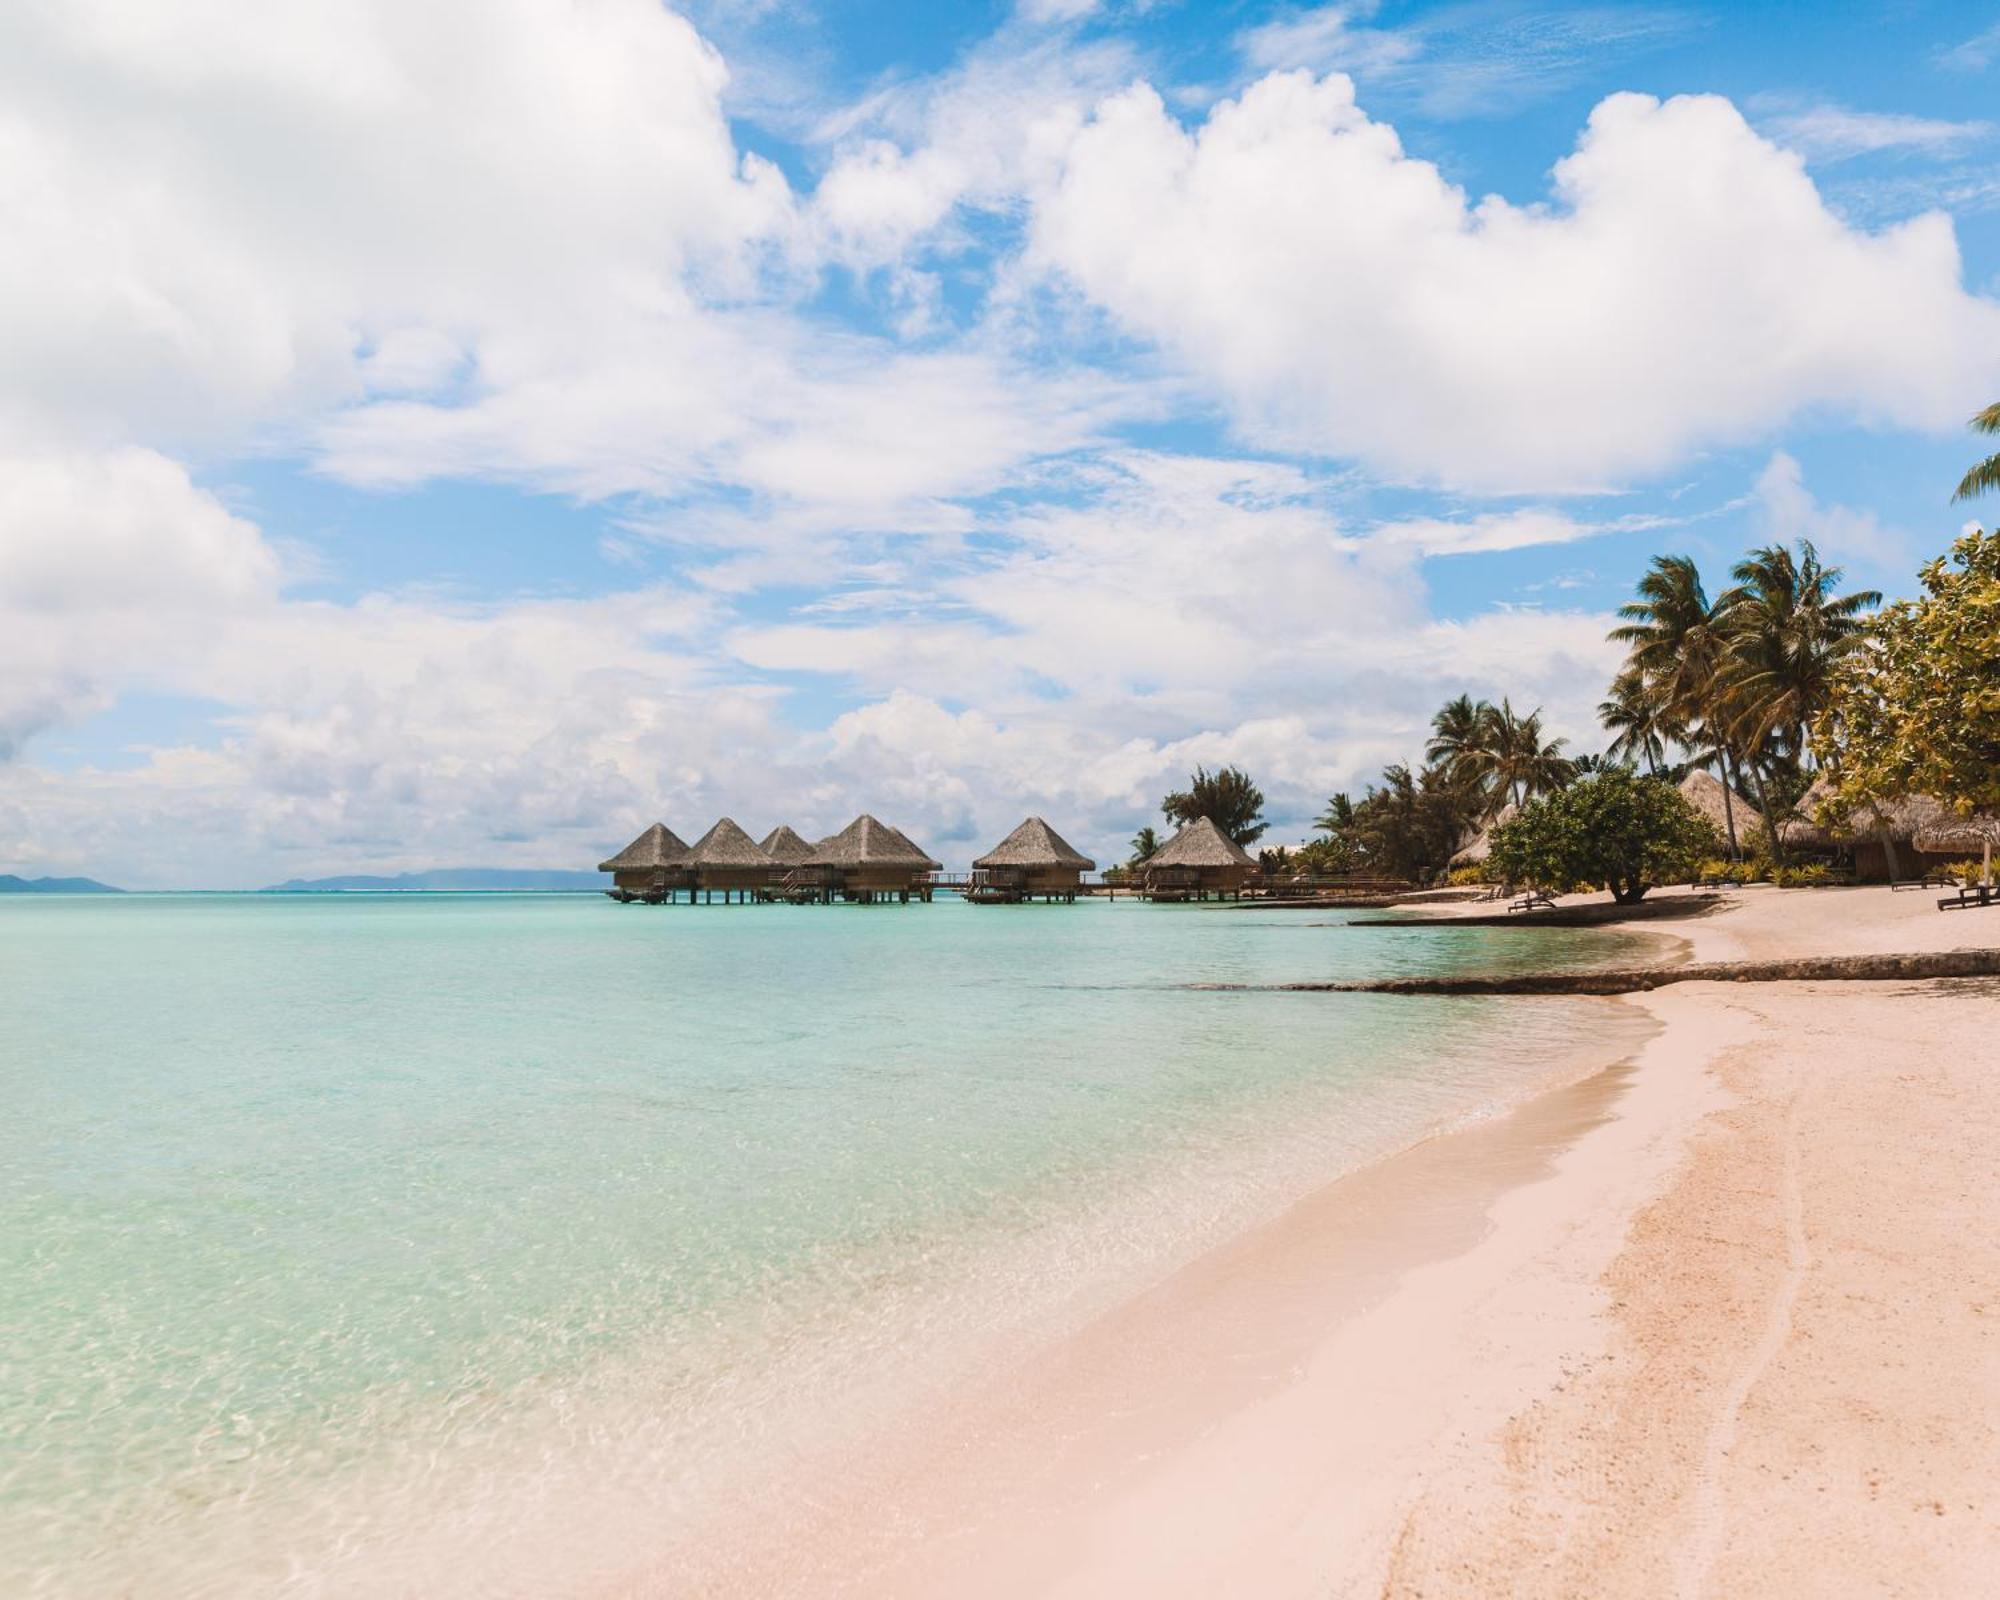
[1779,777,1958,881]
[1449,803,1516,869]
[1140,816,1256,901]
[598,823,689,893]
[681,817,776,900]
[759,825,814,865]
[802,815,942,903]
[970,817,1096,903]
[1676,769,1756,850]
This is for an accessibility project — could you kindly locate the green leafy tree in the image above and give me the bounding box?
[1129,825,1160,865]
[1817,528,2000,814]
[1488,768,1713,904]
[1162,765,1267,847]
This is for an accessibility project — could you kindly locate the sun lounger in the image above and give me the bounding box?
[1508,891,1557,913]
[1937,883,1998,910]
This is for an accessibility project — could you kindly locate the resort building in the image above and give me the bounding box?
[1448,803,1516,871]
[797,815,943,903]
[1138,816,1256,900]
[1781,779,1959,882]
[680,817,777,902]
[1676,769,1758,853]
[758,825,814,867]
[968,817,1096,903]
[597,822,689,899]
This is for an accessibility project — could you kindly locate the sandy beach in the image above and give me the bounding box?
[656,886,2000,1597]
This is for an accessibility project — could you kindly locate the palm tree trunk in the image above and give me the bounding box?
[1746,762,1785,866]
[1719,752,1741,859]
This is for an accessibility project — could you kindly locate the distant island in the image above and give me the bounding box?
[0,874,122,894]
[261,868,603,893]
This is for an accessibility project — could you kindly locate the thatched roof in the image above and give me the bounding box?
[804,814,943,871]
[1911,812,2000,854]
[1780,778,1955,847]
[973,816,1096,871]
[597,822,688,873]
[1143,815,1256,870]
[758,825,814,864]
[683,817,774,868]
[1676,769,1756,839]
[1449,803,1516,867]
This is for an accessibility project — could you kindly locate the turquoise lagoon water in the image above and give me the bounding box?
[1,893,1651,1595]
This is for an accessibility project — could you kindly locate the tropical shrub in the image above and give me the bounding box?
[1446,863,1491,886]
[1770,863,1841,887]
[1488,768,1713,903]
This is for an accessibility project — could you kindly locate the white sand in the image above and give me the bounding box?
[632,887,2000,1597]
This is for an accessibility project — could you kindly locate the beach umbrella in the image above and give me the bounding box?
[1912,812,2000,887]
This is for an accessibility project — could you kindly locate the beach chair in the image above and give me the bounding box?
[1936,883,1997,910]
[1507,891,1557,913]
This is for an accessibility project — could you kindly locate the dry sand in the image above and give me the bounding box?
[648,887,2000,1598]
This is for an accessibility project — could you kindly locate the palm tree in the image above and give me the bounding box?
[1313,793,1355,835]
[1716,541,1880,761]
[1598,666,1671,776]
[1129,825,1160,864]
[1609,555,1745,857]
[1424,694,1497,791]
[1952,401,2000,502]
[1485,699,1574,810]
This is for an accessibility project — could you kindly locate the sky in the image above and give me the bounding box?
[5,0,2000,888]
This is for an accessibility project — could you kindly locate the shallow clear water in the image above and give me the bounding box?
[0,893,1650,1596]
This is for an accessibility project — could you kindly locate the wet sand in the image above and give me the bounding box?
[635,886,2000,1597]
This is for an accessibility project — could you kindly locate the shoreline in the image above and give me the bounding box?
[648,885,1998,1596]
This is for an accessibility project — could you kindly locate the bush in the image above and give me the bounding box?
[1770,863,1840,888]
[1489,769,1713,904]
[1941,859,1990,886]
[1446,863,1492,886]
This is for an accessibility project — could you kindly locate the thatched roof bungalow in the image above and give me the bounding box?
[681,817,776,900]
[1779,777,1957,881]
[597,823,689,893]
[1448,803,1516,869]
[758,825,814,865]
[802,815,943,903]
[1676,769,1757,852]
[1140,816,1256,900]
[970,817,1096,903]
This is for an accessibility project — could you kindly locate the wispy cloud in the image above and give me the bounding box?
[1236,3,1690,119]
[1755,98,1991,163]
[1938,20,2000,71]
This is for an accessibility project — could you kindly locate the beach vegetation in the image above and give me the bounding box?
[1488,768,1712,903]
[1816,527,2000,816]
[1951,401,2000,503]
[1604,540,1879,862]
[1162,766,1268,847]
[1129,825,1160,864]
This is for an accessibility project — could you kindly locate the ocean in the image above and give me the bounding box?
[1,892,1651,1596]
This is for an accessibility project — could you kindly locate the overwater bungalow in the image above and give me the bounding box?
[597,822,689,901]
[680,817,777,903]
[1138,816,1256,901]
[969,817,1096,903]
[759,825,814,866]
[797,815,942,904]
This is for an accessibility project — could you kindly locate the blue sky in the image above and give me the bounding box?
[4,0,2000,885]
